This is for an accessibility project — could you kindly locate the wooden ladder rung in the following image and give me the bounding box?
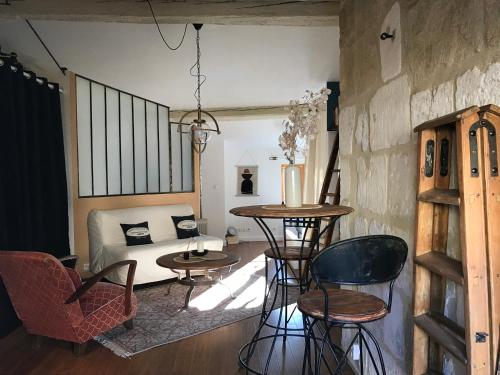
[415,252,464,285]
[418,188,460,206]
[414,313,467,364]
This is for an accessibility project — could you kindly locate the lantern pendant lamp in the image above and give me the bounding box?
[178,24,221,153]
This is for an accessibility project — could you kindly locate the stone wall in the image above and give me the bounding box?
[338,0,500,373]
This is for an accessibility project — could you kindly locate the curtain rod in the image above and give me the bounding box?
[25,19,67,76]
[0,57,64,93]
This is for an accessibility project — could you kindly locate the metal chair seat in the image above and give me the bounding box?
[298,288,388,323]
[264,246,318,260]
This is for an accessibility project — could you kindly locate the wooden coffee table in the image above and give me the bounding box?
[156,251,240,310]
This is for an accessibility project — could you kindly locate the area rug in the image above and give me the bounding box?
[95,254,299,357]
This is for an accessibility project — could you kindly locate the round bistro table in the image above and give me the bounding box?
[229,204,354,375]
[156,251,240,310]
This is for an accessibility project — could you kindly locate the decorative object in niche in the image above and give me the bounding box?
[279,87,330,207]
[236,165,258,196]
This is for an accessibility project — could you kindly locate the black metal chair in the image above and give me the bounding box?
[298,235,408,375]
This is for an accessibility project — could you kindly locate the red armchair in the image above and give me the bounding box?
[0,251,137,355]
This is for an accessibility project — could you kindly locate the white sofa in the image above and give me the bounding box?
[88,204,224,285]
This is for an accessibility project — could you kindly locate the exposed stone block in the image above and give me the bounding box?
[369,75,411,151]
[411,89,432,130]
[339,156,351,200]
[356,157,368,209]
[339,105,356,156]
[432,81,455,117]
[380,2,402,83]
[383,289,412,365]
[368,219,388,235]
[353,216,368,237]
[411,81,455,130]
[456,63,500,110]
[339,214,352,241]
[389,226,415,295]
[355,110,369,152]
[485,0,500,48]
[366,155,388,215]
[482,63,500,106]
[355,155,389,215]
[456,67,483,109]
[388,151,417,218]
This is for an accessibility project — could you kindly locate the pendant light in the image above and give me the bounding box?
[178,24,221,153]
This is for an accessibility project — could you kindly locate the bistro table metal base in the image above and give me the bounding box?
[238,330,346,375]
[229,204,353,375]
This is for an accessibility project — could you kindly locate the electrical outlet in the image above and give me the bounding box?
[83,263,90,271]
[352,343,360,361]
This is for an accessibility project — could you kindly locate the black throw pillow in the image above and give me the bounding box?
[120,222,153,246]
[171,215,200,239]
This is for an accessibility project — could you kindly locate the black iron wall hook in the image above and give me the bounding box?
[380,32,395,40]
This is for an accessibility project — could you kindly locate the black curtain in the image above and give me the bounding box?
[0,55,70,336]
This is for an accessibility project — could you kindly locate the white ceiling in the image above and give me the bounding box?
[0,20,339,109]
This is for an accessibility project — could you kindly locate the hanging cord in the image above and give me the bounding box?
[25,19,67,75]
[189,26,207,117]
[146,0,187,51]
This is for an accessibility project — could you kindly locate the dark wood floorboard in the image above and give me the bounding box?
[0,241,353,375]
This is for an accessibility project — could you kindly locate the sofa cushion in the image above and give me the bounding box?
[120,221,153,246]
[101,235,224,285]
[171,215,200,239]
[88,204,197,272]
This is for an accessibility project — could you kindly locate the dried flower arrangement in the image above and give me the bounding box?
[279,88,331,163]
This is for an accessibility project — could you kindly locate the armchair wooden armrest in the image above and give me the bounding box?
[65,260,137,315]
[58,255,79,269]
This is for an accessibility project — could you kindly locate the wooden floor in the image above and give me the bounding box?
[0,242,353,375]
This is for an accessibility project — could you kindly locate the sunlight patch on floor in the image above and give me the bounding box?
[188,253,267,312]
[225,276,265,310]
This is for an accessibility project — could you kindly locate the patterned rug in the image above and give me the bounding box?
[95,254,298,357]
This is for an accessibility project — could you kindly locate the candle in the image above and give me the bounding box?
[197,240,204,254]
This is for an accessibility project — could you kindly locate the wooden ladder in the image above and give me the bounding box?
[318,131,340,247]
[412,104,500,374]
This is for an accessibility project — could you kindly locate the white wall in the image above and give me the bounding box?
[202,117,304,241]
[0,20,338,248]
[0,20,339,110]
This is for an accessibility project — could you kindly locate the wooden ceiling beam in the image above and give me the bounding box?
[0,1,340,26]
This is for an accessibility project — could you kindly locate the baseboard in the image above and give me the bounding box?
[239,234,283,242]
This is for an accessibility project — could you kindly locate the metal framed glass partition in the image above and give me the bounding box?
[76,75,193,197]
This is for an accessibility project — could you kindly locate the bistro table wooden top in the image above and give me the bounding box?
[230,204,354,219]
[156,251,240,271]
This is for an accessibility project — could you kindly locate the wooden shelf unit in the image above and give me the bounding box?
[412,104,500,374]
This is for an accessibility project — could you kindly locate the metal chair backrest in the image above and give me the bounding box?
[311,235,408,286]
